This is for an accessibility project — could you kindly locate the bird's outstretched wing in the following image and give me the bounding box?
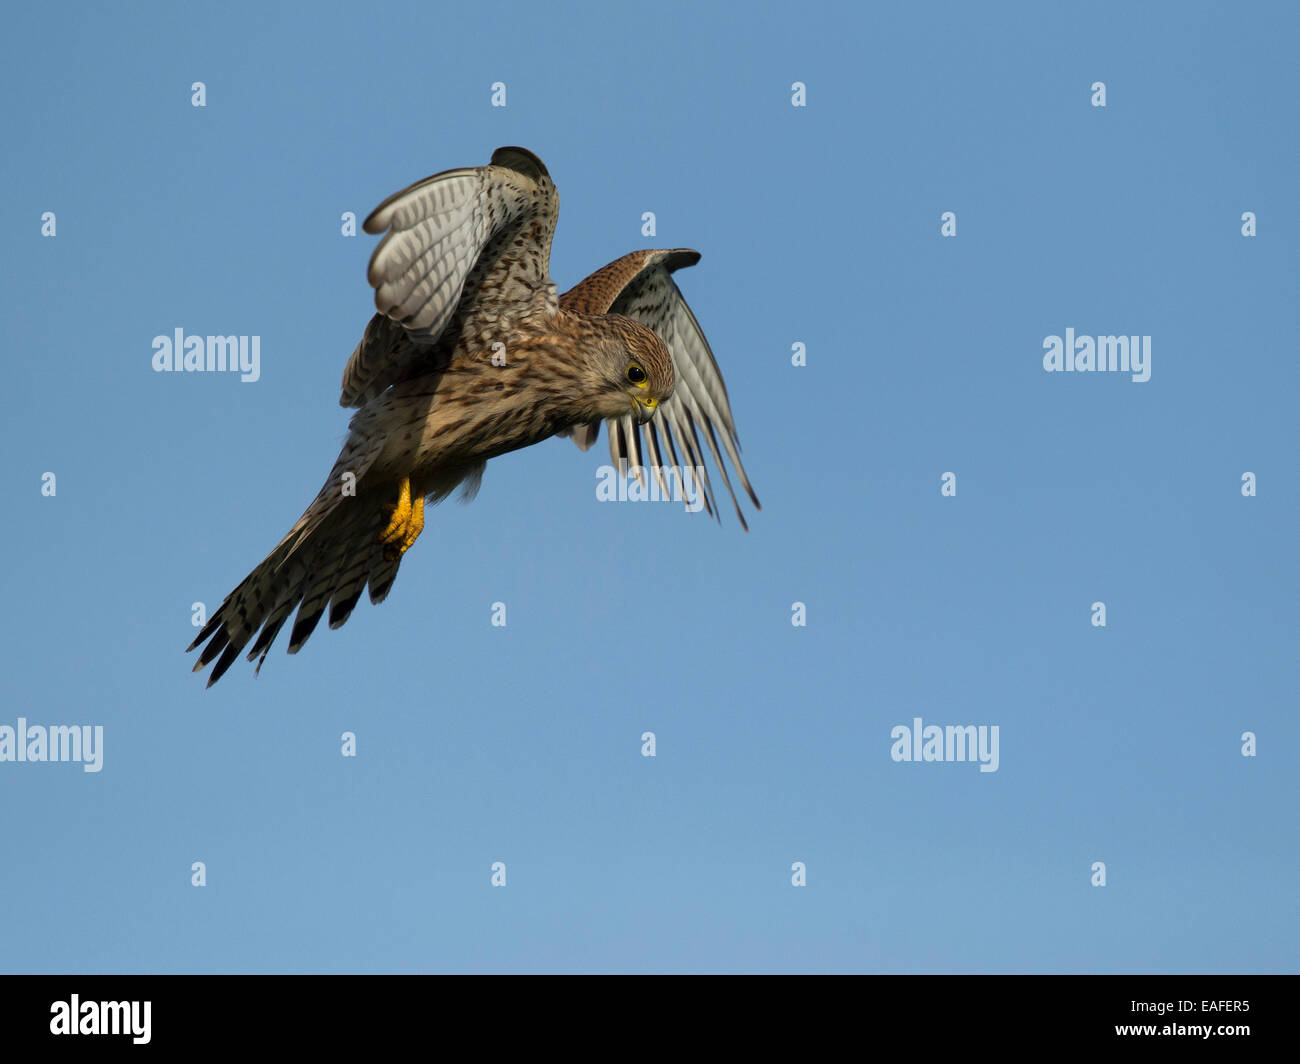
[340,146,560,407]
[560,249,760,528]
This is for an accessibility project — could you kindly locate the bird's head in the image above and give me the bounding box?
[593,316,675,424]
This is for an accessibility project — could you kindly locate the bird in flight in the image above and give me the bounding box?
[189,146,758,686]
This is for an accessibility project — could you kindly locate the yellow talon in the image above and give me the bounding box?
[379,478,412,544]
[379,478,425,560]
[406,495,425,551]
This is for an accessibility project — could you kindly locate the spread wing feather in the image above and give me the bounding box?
[340,146,559,407]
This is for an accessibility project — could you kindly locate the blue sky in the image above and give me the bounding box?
[1,0,1295,973]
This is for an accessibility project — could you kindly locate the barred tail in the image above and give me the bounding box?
[187,484,404,687]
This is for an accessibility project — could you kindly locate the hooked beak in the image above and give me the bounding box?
[633,396,658,424]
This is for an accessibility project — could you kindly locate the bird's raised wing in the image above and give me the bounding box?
[340,146,560,407]
[560,249,760,528]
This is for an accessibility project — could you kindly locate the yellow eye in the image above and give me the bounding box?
[626,363,648,387]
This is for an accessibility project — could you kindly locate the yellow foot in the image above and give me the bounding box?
[379,478,425,561]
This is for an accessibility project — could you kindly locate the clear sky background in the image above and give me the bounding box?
[2,1,1295,973]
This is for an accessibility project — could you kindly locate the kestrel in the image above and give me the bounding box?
[189,146,758,686]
